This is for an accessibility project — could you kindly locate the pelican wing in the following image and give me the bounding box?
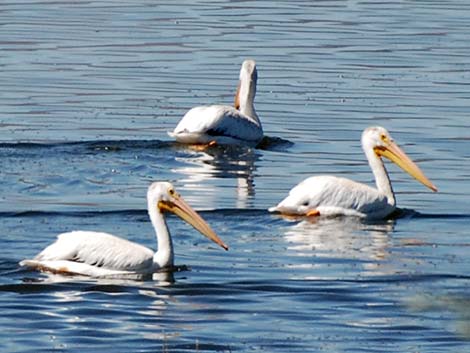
[170,105,263,144]
[29,231,154,272]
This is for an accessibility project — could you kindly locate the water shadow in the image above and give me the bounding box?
[1,266,183,291]
[256,135,294,151]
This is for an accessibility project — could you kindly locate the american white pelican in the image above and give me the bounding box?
[269,126,437,219]
[20,182,228,277]
[168,59,263,146]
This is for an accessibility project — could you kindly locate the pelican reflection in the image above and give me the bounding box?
[22,266,177,284]
[173,145,259,209]
[281,217,395,275]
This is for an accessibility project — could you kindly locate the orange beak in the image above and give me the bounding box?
[375,141,437,192]
[158,195,229,250]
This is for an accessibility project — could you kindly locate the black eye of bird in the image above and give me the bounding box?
[169,189,175,196]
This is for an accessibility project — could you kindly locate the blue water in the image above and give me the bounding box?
[1,0,470,352]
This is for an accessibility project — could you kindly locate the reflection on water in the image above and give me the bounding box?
[1,0,470,350]
[173,145,258,209]
[21,267,177,285]
[9,274,188,349]
[281,217,395,276]
[283,217,394,260]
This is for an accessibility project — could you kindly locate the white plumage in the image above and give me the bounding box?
[269,126,437,219]
[271,176,394,219]
[20,182,228,278]
[169,59,263,146]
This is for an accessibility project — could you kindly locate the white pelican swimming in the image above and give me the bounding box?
[168,59,263,146]
[269,126,437,219]
[20,182,228,277]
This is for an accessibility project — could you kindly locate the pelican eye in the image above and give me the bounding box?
[380,133,389,144]
[168,188,175,196]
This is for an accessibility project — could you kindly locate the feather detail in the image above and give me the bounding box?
[22,231,154,274]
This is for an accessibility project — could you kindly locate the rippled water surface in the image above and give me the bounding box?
[1,1,470,352]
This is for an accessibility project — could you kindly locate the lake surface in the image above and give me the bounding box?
[1,0,470,352]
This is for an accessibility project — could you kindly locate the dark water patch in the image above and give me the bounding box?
[404,211,470,220]
[85,139,173,152]
[347,273,470,284]
[0,282,81,294]
[0,136,292,153]
[149,341,234,353]
[0,139,172,152]
[0,209,148,219]
[6,275,464,296]
[0,259,20,271]
[0,207,271,219]
[257,135,294,151]
[168,276,467,298]
[0,278,164,294]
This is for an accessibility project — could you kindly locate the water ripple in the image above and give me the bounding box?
[1,0,470,351]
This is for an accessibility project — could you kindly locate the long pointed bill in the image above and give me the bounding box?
[234,81,241,110]
[159,196,229,250]
[375,142,438,192]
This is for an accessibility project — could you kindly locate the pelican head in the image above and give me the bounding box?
[240,59,257,82]
[148,182,229,250]
[362,126,437,192]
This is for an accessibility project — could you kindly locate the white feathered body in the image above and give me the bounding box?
[269,176,395,219]
[20,231,156,277]
[169,105,263,146]
[170,59,262,146]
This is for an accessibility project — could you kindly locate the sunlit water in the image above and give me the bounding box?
[1,1,470,352]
